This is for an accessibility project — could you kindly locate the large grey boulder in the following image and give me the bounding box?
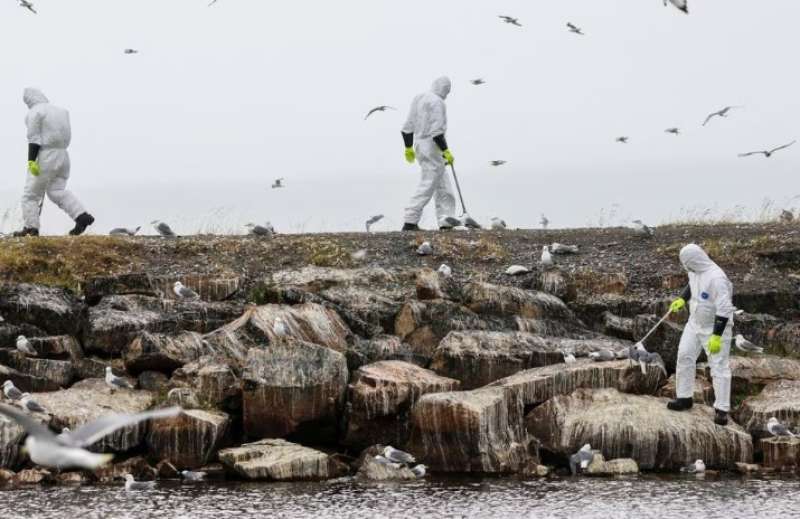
[170,356,242,411]
[0,350,73,390]
[0,283,84,336]
[146,410,230,469]
[345,335,418,371]
[735,380,800,439]
[124,331,244,375]
[218,439,348,481]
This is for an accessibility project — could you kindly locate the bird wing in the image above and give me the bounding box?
[738,151,766,158]
[65,407,182,448]
[0,403,56,440]
[364,107,380,120]
[769,140,796,154]
[702,113,716,126]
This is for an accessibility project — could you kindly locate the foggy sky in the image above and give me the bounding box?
[1,0,798,235]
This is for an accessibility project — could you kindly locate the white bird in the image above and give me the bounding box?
[470,78,486,86]
[460,215,482,229]
[490,217,507,230]
[19,1,37,14]
[498,15,522,27]
[383,446,416,464]
[125,473,156,491]
[631,220,655,237]
[734,335,764,354]
[438,264,452,277]
[3,381,23,401]
[682,459,706,473]
[351,249,368,261]
[767,417,796,438]
[417,242,433,256]
[105,367,134,390]
[540,215,549,230]
[373,455,402,469]
[245,223,274,238]
[123,49,139,55]
[411,464,427,478]
[505,265,530,276]
[616,136,629,144]
[540,246,553,267]
[173,281,199,300]
[181,470,208,481]
[589,349,617,362]
[151,220,176,237]
[739,141,796,158]
[702,106,742,126]
[665,127,681,135]
[550,243,579,255]
[274,317,289,337]
[566,22,584,35]
[365,106,396,120]
[16,335,37,357]
[489,160,507,167]
[20,393,46,414]
[109,226,140,236]
[569,444,593,475]
[664,0,689,14]
[0,403,181,470]
[365,215,384,232]
[563,352,577,364]
[271,178,285,189]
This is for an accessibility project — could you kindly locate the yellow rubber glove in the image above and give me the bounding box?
[28,160,40,177]
[442,149,454,166]
[708,335,722,355]
[669,297,686,314]
[405,147,416,164]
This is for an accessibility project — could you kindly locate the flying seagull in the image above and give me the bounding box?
[105,366,134,390]
[490,217,507,230]
[665,128,680,135]
[3,381,23,401]
[110,227,140,236]
[567,22,584,35]
[702,106,742,126]
[569,444,594,475]
[470,78,486,86]
[16,335,38,357]
[540,214,549,230]
[125,473,156,491]
[271,178,285,189]
[738,141,796,158]
[151,220,176,237]
[0,403,182,469]
[616,136,629,144]
[173,281,199,300]
[665,0,688,14]
[490,160,507,167]
[245,223,274,237]
[19,1,37,14]
[365,214,384,232]
[20,393,46,414]
[383,446,416,464]
[498,15,522,27]
[365,106,396,120]
[767,417,796,437]
[734,334,764,354]
[181,470,208,481]
[123,49,139,55]
[208,0,219,6]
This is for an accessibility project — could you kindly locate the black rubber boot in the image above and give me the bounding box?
[69,213,95,236]
[714,409,729,426]
[12,227,39,237]
[667,397,694,412]
[401,223,420,232]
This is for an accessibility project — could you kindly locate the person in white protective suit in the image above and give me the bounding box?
[667,244,735,425]
[400,77,460,231]
[13,88,94,237]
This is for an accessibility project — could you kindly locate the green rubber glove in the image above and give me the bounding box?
[669,297,686,314]
[405,147,416,164]
[28,160,40,177]
[442,149,454,166]
[708,335,722,355]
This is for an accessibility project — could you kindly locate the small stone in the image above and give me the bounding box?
[13,468,52,485]
[56,472,91,485]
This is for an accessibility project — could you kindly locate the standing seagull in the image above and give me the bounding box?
[271,178,285,189]
[16,335,38,357]
[151,220,176,237]
[616,136,629,144]
[566,22,584,35]
[383,446,416,464]
[110,226,140,236]
[490,217,507,230]
[665,0,689,14]
[0,403,182,470]
[734,334,764,354]
[738,141,796,158]
[365,214,384,232]
[20,393,46,414]
[540,246,554,267]
[540,214,550,230]
[498,15,522,27]
[682,459,706,473]
[173,281,200,300]
[3,381,23,402]
[365,106,396,120]
[631,220,655,237]
[767,417,796,437]
[569,444,594,475]
[125,473,156,491]
[665,128,681,136]
[470,78,486,86]
[105,367,134,390]
[19,1,37,14]
[702,106,742,126]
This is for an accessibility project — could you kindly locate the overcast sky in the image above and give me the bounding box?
[1,0,798,235]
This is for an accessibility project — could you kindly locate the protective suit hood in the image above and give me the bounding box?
[24,88,49,109]
[679,244,716,273]
[431,77,452,100]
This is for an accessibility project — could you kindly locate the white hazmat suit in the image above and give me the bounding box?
[675,244,735,412]
[21,88,86,230]
[402,77,457,228]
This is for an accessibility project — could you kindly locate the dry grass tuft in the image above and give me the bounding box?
[413,234,509,263]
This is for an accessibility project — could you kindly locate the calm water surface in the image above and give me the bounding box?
[1,476,799,519]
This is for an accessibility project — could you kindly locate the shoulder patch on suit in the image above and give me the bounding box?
[701,292,710,300]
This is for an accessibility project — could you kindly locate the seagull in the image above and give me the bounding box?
[351,249,368,261]
[125,474,156,491]
[173,281,199,300]
[499,15,522,27]
[411,464,427,478]
[417,242,433,256]
[383,446,416,464]
[638,350,668,376]
[665,128,680,135]
[365,106,396,120]
[460,215,482,229]
[738,141,796,158]
[271,178,285,189]
[181,470,208,481]
[550,243,579,255]
[470,78,486,86]
[767,417,796,438]
[490,217,507,230]
[589,349,617,362]
[540,246,553,267]
[151,220,176,237]
[208,0,219,6]
[665,0,689,14]
[569,444,593,475]
[616,136,629,144]
[0,403,181,470]
[365,214,384,232]
[567,22,584,35]
[20,393,46,414]
[780,210,795,224]
[631,220,655,237]
[3,381,23,401]
[105,366,134,390]
[489,160,507,167]
[563,352,577,364]
[373,455,402,469]
[16,335,37,357]
[540,215,549,230]
[505,265,530,276]
[682,460,706,473]
[734,335,764,354]
[109,227,140,236]
[19,1,37,14]
[123,49,139,55]
[702,106,742,126]
[245,223,274,237]
[438,264,452,277]
[274,317,289,337]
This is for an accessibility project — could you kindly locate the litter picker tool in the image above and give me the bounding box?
[635,310,672,349]
[449,163,481,229]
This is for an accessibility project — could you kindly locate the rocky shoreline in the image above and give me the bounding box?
[1,224,799,486]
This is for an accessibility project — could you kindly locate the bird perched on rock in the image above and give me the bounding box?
[632,345,668,376]
[470,78,486,86]
[665,127,681,135]
[365,106,396,120]
[151,220,176,237]
[383,446,415,464]
[109,227,140,236]
[702,106,742,126]
[540,246,554,267]
[551,243,579,255]
[20,393,46,413]
[665,0,688,14]
[734,334,764,354]
[438,264,452,277]
[682,459,706,473]
[373,455,402,469]
[499,15,522,27]
[417,242,433,256]
[3,381,23,401]
[125,474,156,491]
[411,464,427,478]
[505,265,530,276]
[271,178,285,189]
[173,281,199,300]
[739,141,796,158]
[365,214,384,232]
[245,223,274,238]
[540,214,550,230]
[767,417,796,437]
[569,444,593,475]
[181,470,208,481]
[631,220,654,237]
[563,352,577,364]
[616,136,629,144]
[16,335,37,357]
[780,210,795,224]
[105,366,134,390]
[490,217,507,230]
[489,160,507,167]
[566,22,584,35]
[19,0,37,14]
[274,317,289,337]
[123,49,139,55]
[589,349,617,362]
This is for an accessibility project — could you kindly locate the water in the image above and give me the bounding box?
[2,476,799,519]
